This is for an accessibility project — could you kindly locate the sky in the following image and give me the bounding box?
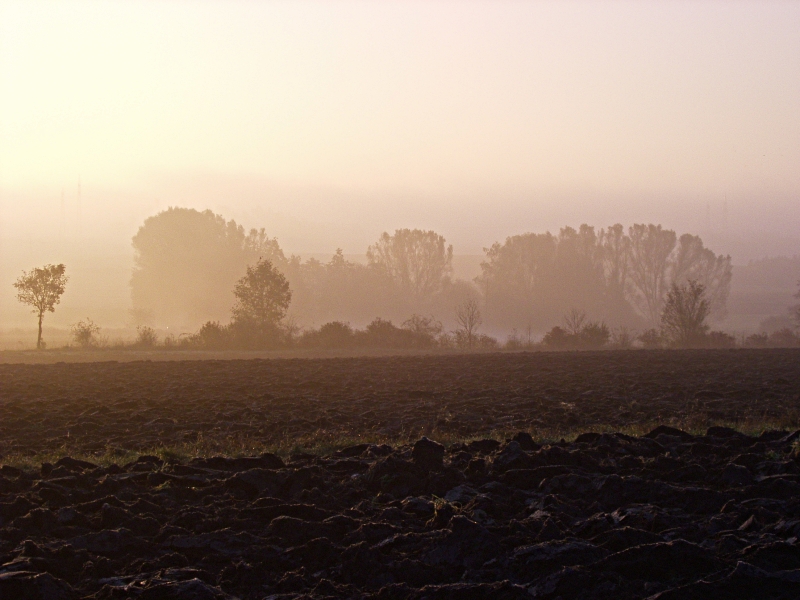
[1,0,799,325]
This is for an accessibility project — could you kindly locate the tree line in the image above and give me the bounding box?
[12,206,800,350]
[129,208,734,332]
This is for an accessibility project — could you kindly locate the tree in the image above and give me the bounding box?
[455,299,482,349]
[660,280,710,347]
[131,208,289,327]
[627,224,677,328]
[671,234,732,321]
[563,308,587,336]
[13,264,68,349]
[232,258,292,332]
[367,229,453,301]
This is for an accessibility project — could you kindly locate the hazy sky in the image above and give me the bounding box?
[1,0,799,257]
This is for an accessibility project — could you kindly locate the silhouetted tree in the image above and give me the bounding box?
[131,208,288,327]
[455,299,482,349]
[13,263,68,349]
[563,308,587,336]
[367,229,453,301]
[232,259,292,336]
[402,314,443,340]
[478,226,639,332]
[660,280,710,347]
[627,224,677,328]
[671,234,732,321]
[599,224,630,306]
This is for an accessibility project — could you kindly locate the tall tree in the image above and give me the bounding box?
[131,208,287,327]
[626,224,677,327]
[598,223,629,306]
[660,280,710,347]
[367,229,453,301]
[455,299,482,349]
[671,234,732,321]
[13,264,68,349]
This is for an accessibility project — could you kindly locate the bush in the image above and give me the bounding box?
[611,326,635,349]
[744,333,770,348]
[475,333,499,350]
[705,330,736,348]
[639,328,663,349]
[193,321,231,349]
[580,322,610,349]
[299,322,355,348]
[768,328,800,348]
[71,318,101,348]
[542,326,570,349]
[505,327,535,350]
[542,319,610,350]
[402,314,443,347]
[135,325,159,348]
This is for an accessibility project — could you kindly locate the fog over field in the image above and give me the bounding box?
[1,1,799,348]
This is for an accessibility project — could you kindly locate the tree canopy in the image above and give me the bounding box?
[131,207,288,327]
[13,263,68,349]
[478,223,731,331]
[367,229,454,301]
[231,258,292,330]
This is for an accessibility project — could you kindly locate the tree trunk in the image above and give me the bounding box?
[37,312,43,350]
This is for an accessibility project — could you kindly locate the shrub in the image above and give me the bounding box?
[768,328,800,348]
[542,320,610,350]
[299,322,355,348]
[193,321,230,349]
[744,333,769,348]
[639,328,663,349]
[475,334,499,350]
[402,314,443,347]
[135,325,159,348]
[705,330,736,348]
[71,318,101,348]
[611,326,636,349]
[580,322,610,349]
[542,326,571,349]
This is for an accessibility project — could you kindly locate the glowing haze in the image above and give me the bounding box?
[1,1,799,334]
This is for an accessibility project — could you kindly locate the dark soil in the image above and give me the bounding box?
[0,349,799,455]
[1,349,800,598]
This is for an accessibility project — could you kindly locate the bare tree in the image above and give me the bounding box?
[455,299,482,349]
[13,264,68,349]
[367,229,453,300]
[562,308,587,336]
[627,224,677,328]
[660,280,710,347]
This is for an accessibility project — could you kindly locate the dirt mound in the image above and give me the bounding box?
[0,427,799,597]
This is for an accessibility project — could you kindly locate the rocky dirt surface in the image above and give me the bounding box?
[0,349,799,598]
[3,427,800,598]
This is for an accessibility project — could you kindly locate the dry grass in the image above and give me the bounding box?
[2,415,795,473]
